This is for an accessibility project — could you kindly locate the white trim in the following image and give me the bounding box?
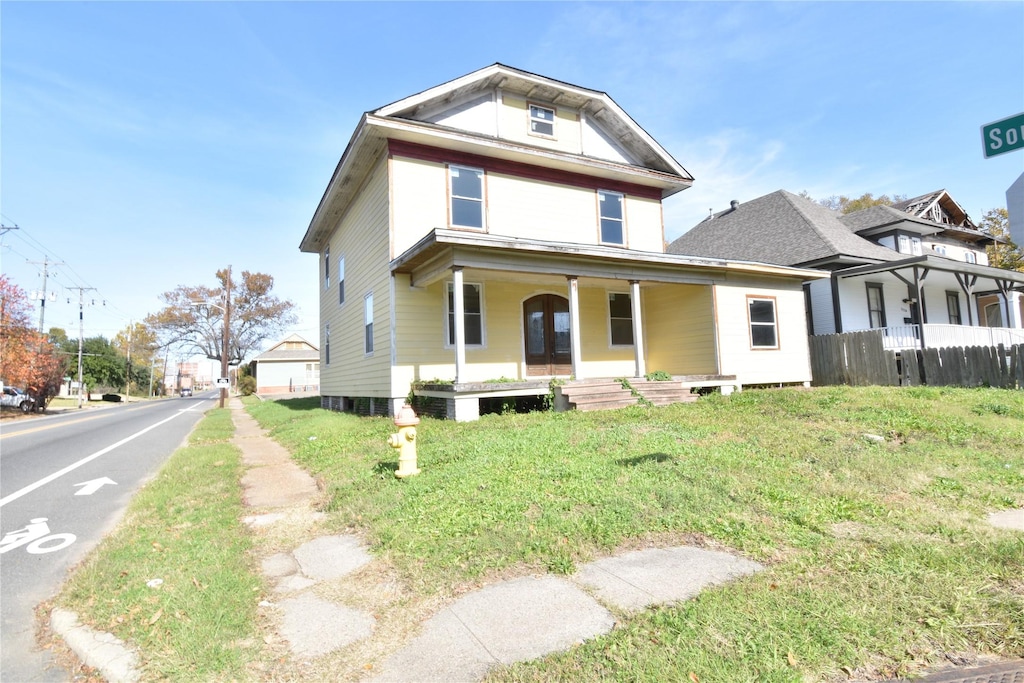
[452,269,466,382]
[607,290,634,348]
[630,280,645,378]
[363,292,374,356]
[448,164,486,230]
[568,277,582,379]
[444,279,486,349]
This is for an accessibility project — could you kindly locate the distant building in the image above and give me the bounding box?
[249,335,319,394]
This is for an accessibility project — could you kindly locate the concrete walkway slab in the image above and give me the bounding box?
[277,593,375,658]
[292,535,372,582]
[371,575,615,682]
[988,509,1024,532]
[574,546,763,612]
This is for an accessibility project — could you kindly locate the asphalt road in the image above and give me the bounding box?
[0,393,216,681]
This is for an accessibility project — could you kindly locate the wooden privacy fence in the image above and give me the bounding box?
[809,331,1024,389]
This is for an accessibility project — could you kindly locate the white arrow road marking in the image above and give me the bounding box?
[73,477,117,496]
[0,403,207,508]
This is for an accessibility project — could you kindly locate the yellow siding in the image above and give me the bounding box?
[713,279,812,385]
[391,157,448,258]
[643,284,718,375]
[320,160,393,397]
[390,155,665,253]
[498,91,583,155]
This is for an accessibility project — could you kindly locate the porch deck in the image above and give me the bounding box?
[412,375,739,421]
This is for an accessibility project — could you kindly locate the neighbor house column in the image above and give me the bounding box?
[631,280,646,378]
[567,276,582,379]
[453,267,466,383]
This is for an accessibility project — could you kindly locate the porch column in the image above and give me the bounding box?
[630,280,646,378]
[1007,291,1022,328]
[452,267,466,383]
[567,276,582,379]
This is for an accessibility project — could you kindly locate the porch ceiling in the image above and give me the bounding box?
[392,229,826,289]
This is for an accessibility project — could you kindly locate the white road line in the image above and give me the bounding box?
[0,405,206,508]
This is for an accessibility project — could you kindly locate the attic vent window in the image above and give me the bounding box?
[529,104,555,137]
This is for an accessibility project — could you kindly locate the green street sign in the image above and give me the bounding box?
[981,113,1024,158]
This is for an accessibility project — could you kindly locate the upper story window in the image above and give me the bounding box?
[897,234,922,255]
[608,293,634,346]
[964,251,977,264]
[323,247,330,289]
[446,282,483,346]
[932,244,947,256]
[324,323,330,365]
[449,165,484,229]
[598,190,625,245]
[528,104,555,137]
[747,296,778,349]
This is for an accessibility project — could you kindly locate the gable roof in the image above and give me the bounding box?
[893,189,974,228]
[253,334,318,362]
[837,204,943,237]
[667,190,901,268]
[300,64,693,253]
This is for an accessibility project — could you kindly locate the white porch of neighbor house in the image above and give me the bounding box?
[831,256,1024,351]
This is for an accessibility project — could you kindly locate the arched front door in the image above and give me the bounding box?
[523,294,572,376]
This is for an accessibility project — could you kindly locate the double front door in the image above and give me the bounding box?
[524,294,572,376]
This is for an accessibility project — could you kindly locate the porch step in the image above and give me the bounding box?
[631,379,698,406]
[554,379,697,412]
[555,381,636,412]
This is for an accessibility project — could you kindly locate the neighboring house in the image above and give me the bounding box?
[249,334,320,394]
[668,190,1024,350]
[300,64,825,420]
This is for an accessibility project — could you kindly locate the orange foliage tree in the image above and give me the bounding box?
[0,275,67,409]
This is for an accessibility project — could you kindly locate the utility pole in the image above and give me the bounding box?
[125,320,132,403]
[69,287,96,409]
[27,257,65,333]
[220,266,231,409]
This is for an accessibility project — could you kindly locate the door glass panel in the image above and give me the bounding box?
[553,310,570,355]
[526,300,545,355]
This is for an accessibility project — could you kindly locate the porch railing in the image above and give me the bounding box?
[881,324,1024,350]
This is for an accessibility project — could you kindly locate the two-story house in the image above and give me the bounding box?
[668,190,1024,351]
[300,65,826,420]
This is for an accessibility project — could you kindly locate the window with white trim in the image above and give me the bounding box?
[364,293,374,354]
[529,104,555,137]
[911,237,922,256]
[338,255,345,305]
[866,283,886,328]
[598,190,624,245]
[747,296,778,348]
[325,323,330,365]
[449,165,484,229]
[323,247,330,289]
[946,291,962,325]
[446,282,483,346]
[608,293,634,346]
[964,251,977,264]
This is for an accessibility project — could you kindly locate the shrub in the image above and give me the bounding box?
[237,376,256,396]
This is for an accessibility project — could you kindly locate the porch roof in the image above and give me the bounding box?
[391,229,828,288]
[834,254,1024,289]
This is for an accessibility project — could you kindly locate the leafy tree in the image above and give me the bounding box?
[0,276,67,408]
[981,207,1024,272]
[112,322,157,394]
[58,335,126,392]
[146,268,297,367]
[811,192,908,214]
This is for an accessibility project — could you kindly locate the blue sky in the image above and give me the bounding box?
[2,1,1022,355]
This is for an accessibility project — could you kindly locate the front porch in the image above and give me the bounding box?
[412,375,741,421]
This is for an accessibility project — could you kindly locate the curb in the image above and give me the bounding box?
[50,609,140,683]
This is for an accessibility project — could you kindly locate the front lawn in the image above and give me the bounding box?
[247,386,1024,681]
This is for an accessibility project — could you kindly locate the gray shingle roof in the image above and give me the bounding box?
[667,190,900,267]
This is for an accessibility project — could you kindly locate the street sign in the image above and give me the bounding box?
[215,377,229,387]
[981,113,1024,158]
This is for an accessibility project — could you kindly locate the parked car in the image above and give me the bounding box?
[1,387,36,413]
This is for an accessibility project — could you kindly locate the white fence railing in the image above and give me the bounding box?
[881,324,1024,350]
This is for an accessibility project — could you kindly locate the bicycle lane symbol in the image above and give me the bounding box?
[0,518,77,555]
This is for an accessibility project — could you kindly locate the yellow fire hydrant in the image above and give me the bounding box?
[388,403,421,478]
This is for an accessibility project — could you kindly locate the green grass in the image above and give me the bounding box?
[246,386,1024,681]
[55,408,263,681]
